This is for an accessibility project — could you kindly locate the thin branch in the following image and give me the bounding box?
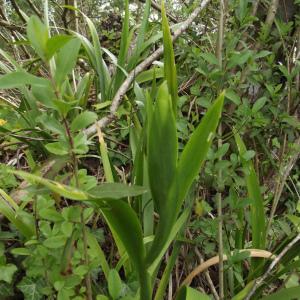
[0,19,25,33]
[139,0,179,23]
[245,234,300,300]
[25,0,42,18]
[85,0,211,137]
[9,0,27,23]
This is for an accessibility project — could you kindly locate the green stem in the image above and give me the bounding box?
[154,243,181,300]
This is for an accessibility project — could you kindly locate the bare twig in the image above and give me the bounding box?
[139,0,179,23]
[245,234,300,300]
[0,19,25,33]
[85,0,211,137]
[25,0,42,18]
[9,0,27,23]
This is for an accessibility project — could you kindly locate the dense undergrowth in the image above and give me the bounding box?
[0,0,299,299]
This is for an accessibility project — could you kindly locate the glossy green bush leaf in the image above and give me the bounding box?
[54,38,81,86]
[161,1,178,114]
[71,111,98,131]
[234,133,266,249]
[26,15,48,59]
[148,82,177,213]
[176,286,210,300]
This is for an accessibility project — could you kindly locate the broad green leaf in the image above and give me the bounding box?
[54,38,81,86]
[254,50,272,59]
[148,82,177,213]
[252,97,267,113]
[45,34,73,60]
[43,235,66,248]
[0,72,50,89]
[242,150,256,161]
[234,133,266,249]
[227,50,252,68]
[101,200,151,300]
[260,286,300,300]
[73,132,89,154]
[39,208,64,222]
[26,15,48,59]
[162,1,178,114]
[200,53,219,65]
[37,114,65,136]
[10,247,32,256]
[88,183,147,199]
[0,264,17,283]
[17,278,43,300]
[71,111,98,131]
[176,286,211,300]
[225,89,241,105]
[45,141,69,156]
[176,92,224,208]
[108,269,122,299]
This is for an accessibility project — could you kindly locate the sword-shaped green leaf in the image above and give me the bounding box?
[147,81,177,214]
[234,133,266,249]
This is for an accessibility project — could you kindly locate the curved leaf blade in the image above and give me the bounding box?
[147,81,177,213]
[176,92,224,209]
